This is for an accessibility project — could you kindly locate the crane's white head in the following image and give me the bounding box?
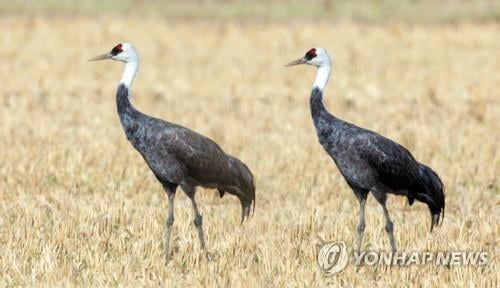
[285,47,331,67]
[89,42,139,63]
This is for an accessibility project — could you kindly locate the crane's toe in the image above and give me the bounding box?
[161,249,169,262]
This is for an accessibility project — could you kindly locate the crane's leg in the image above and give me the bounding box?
[181,185,206,250]
[190,196,206,250]
[372,186,397,252]
[352,187,369,255]
[356,198,366,254]
[161,182,177,261]
[382,203,396,252]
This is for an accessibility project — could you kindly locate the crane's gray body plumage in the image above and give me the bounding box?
[310,87,444,251]
[117,84,255,210]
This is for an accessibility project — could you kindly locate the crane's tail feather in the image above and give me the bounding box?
[430,214,440,233]
[252,197,256,216]
[415,164,445,232]
[241,200,253,224]
[240,196,255,224]
[222,156,255,224]
[238,159,255,224]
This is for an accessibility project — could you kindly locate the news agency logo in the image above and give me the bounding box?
[353,250,489,267]
[317,241,489,276]
[317,241,349,276]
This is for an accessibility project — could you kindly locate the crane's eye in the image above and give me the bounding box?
[305,48,317,60]
[111,43,123,56]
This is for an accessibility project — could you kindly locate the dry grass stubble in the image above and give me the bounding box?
[0,17,498,287]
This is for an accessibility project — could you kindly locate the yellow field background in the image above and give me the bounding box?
[0,11,499,288]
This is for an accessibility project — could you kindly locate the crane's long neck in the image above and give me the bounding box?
[120,60,138,89]
[310,64,332,119]
[117,59,140,133]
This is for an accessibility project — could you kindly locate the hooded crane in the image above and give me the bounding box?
[286,48,444,252]
[90,43,255,260]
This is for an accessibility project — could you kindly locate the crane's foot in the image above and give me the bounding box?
[161,250,169,262]
[354,246,364,271]
[161,188,176,263]
[385,217,397,253]
[194,214,206,250]
[161,244,172,264]
[162,215,175,263]
[203,251,211,262]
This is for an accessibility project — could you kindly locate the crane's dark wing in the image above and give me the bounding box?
[161,124,255,219]
[159,125,234,186]
[352,130,445,230]
[354,132,421,196]
[139,117,255,220]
